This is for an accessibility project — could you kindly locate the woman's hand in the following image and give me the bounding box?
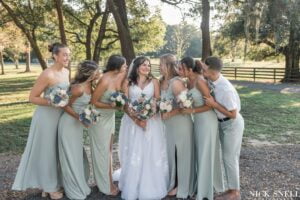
[161,112,171,120]
[135,119,147,129]
[204,96,217,108]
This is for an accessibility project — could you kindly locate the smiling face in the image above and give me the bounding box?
[138,60,151,76]
[53,47,71,67]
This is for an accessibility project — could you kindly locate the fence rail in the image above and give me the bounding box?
[222,67,299,82]
[151,65,299,82]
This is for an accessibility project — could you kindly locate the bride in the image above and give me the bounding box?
[117,56,169,200]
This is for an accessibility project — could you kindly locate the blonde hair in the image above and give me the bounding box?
[160,53,178,81]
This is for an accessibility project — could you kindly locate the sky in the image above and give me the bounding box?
[146,0,194,25]
[145,0,221,30]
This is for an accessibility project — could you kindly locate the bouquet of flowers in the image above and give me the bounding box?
[46,87,70,107]
[158,98,173,113]
[177,90,193,108]
[129,93,157,120]
[110,91,128,107]
[79,104,101,126]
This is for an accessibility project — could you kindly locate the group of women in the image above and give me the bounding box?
[12,42,242,200]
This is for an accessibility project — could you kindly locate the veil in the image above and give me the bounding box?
[127,57,136,78]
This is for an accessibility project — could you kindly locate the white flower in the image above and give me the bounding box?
[85,108,91,115]
[116,95,122,102]
[110,96,116,101]
[145,104,151,110]
[166,104,172,112]
[60,90,67,95]
[143,110,149,116]
[121,99,125,105]
[183,100,192,108]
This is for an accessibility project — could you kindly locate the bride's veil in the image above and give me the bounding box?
[127,57,136,78]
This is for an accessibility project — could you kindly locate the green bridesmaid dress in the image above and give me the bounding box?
[189,80,223,200]
[12,82,69,192]
[161,77,195,198]
[58,92,91,200]
[88,90,115,195]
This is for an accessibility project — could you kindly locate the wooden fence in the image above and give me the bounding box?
[151,65,299,82]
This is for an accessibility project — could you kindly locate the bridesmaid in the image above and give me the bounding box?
[58,60,100,200]
[89,55,127,195]
[180,56,221,200]
[12,43,70,199]
[159,54,195,198]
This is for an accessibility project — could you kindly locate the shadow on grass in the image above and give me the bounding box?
[0,76,35,94]
[238,87,300,144]
[0,117,32,153]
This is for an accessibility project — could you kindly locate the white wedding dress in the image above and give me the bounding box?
[117,81,169,200]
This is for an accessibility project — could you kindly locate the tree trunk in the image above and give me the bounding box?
[14,58,19,69]
[54,0,67,45]
[108,0,135,64]
[201,0,212,60]
[93,9,109,63]
[0,0,48,70]
[54,0,72,79]
[25,42,31,72]
[282,19,300,82]
[0,50,4,75]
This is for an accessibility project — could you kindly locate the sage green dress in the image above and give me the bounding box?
[12,82,69,192]
[58,92,91,200]
[89,90,115,195]
[161,77,195,198]
[189,81,223,200]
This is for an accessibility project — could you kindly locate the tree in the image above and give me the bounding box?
[219,0,300,82]
[160,22,200,58]
[161,0,212,60]
[0,0,55,70]
[107,0,135,64]
[4,23,27,69]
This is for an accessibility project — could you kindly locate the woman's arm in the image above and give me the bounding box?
[204,95,237,119]
[181,78,212,114]
[62,85,83,120]
[29,70,51,106]
[91,77,115,109]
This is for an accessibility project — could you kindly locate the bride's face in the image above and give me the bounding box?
[138,60,151,76]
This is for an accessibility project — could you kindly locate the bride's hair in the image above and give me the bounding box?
[160,53,178,81]
[72,60,99,84]
[128,56,153,85]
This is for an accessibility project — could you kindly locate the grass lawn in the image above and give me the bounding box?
[0,64,299,153]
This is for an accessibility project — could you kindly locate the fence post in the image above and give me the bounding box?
[273,68,276,83]
[234,68,237,80]
[253,68,256,82]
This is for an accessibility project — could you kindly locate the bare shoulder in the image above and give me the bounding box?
[152,78,160,86]
[70,84,84,97]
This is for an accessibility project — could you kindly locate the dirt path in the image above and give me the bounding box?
[231,80,300,94]
[1,144,299,200]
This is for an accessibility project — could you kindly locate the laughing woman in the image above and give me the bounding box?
[58,60,100,200]
[159,54,195,198]
[89,55,127,196]
[12,43,70,200]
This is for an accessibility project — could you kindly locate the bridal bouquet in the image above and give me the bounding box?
[79,104,101,126]
[110,91,128,108]
[177,90,193,108]
[129,93,157,120]
[46,87,70,107]
[158,98,173,113]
